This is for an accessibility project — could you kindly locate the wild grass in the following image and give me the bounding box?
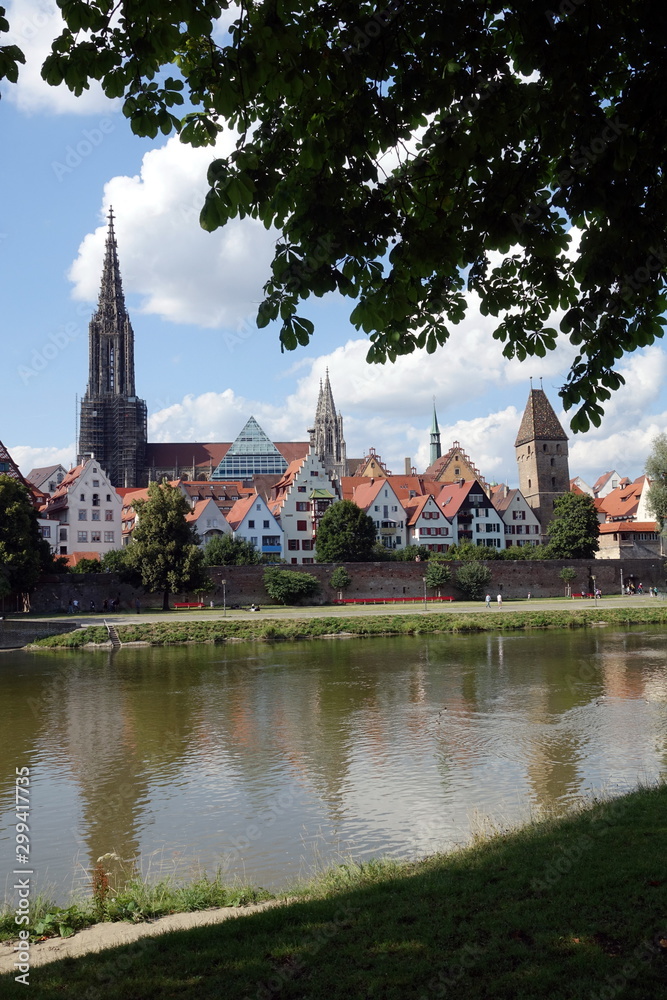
[31,604,667,647]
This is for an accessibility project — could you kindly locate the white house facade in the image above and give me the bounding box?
[42,458,123,559]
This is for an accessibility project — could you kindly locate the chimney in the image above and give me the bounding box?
[404,457,411,474]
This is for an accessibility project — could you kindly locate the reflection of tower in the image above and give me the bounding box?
[429,401,441,466]
[515,384,570,540]
[311,369,347,481]
[78,208,147,487]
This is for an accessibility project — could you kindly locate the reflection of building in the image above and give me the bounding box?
[515,386,570,541]
[78,209,148,488]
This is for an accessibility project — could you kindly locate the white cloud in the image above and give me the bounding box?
[12,443,76,476]
[5,0,116,114]
[69,134,277,328]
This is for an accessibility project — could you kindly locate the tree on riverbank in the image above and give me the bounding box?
[455,562,492,600]
[263,567,320,605]
[0,475,50,598]
[13,3,667,429]
[125,481,210,610]
[645,433,667,529]
[547,494,599,559]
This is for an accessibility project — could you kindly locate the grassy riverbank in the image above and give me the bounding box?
[31,603,667,646]
[1,784,666,998]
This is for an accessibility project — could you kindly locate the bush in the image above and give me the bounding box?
[70,557,102,574]
[263,567,320,605]
[455,562,492,600]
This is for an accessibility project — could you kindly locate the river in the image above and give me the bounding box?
[1,627,666,903]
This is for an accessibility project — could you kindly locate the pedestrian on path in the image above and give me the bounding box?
[485,594,491,609]
[497,593,503,609]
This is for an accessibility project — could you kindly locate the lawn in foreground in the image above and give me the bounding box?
[2,785,666,999]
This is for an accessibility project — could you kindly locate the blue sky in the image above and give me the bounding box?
[2,1,665,487]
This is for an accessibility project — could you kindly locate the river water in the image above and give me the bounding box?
[1,627,666,903]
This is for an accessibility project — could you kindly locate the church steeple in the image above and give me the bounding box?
[78,208,147,487]
[429,400,441,465]
[312,369,347,482]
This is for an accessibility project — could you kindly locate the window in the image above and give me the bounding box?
[311,470,318,476]
[106,494,111,502]
[92,479,99,487]
[41,526,51,539]
[92,494,100,506]
[297,486,307,492]
[91,531,101,542]
[104,531,114,543]
[105,510,113,521]
[296,502,309,511]
[59,528,67,541]
[92,510,100,521]
[77,531,88,543]
[374,505,379,512]
[80,493,85,501]
[288,539,300,550]
[296,520,307,531]
[551,477,556,487]
[454,467,460,476]
[250,536,257,546]
[512,510,526,520]
[303,557,314,564]
[78,509,87,520]
[550,458,555,466]
[256,503,261,510]
[248,520,255,528]
[543,444,548,452]
[528,479,532,489]
[262,536,281,547]
[263,520,270,528]
[301,539,313,550]
[48,481,55,492]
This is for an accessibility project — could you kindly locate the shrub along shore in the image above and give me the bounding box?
[1,784,665,998]
[30,603,667,647]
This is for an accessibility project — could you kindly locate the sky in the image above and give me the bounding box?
[1,1,665,489]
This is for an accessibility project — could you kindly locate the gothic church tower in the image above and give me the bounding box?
[311,370,347,482]
[78,209,147,487]
[515,385,570,541]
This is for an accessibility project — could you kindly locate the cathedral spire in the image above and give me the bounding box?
[312,369,347,482]
[429,399,441,465]
[96,206,128,328]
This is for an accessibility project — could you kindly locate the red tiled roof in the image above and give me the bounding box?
[403,494,433,525]
[226,494,258,531]
[435,479,476,517]
[61,551,101,567]
[599,521,657,534]
[596,476,648,520]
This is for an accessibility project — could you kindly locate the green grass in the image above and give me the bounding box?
[1,785,666,998]
[31,604,667,646]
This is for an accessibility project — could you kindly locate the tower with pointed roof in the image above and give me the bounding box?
[310,369,347,482]
[515,384,570,539]
[429,401,441,466]
[77,209,147,487]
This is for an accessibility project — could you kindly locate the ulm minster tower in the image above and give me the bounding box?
[78,209,148,487]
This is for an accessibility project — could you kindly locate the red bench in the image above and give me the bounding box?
[172,602,205,609]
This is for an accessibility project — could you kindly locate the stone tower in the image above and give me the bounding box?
[429,401,442,466]
[78,208,147,487]
[311,369,347,482]
[515,385,570,540]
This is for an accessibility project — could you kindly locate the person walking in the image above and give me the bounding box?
[497,593,503,609]
[485,594,491,609]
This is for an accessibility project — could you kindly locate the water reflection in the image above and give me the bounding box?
[0,628,665,902]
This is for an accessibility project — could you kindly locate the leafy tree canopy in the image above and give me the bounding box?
[0,475,49,597]
[645,433,667,529]
[329,566,352,592]
[126,481,211,608]
[546,492,600,559]
[425,561,451,591]
[315,500,377,562]
[455,562,492,601]
[8,1,666,429]
[70,557,102,574]
[203,533,262,566]
[263,566,320,605]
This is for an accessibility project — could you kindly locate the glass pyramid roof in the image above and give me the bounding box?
[211,416,288,480]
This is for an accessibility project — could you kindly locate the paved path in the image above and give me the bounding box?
[25,594,666,628]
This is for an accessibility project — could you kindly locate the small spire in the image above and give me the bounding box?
[96,205,127,323]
